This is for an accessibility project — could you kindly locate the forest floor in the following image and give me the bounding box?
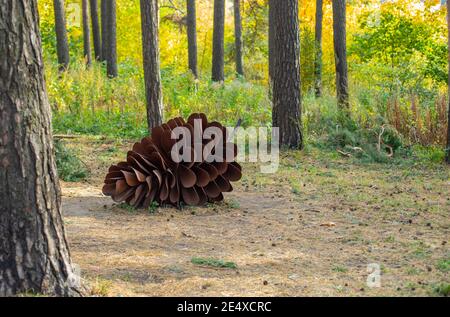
[61,136,449,296]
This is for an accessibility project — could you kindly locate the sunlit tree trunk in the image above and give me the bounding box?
[446,0,450,163]
[314,0,323,98]
[270,0,303,149]
[53,0,70,70]
[82,0,92,67]
[101,0,108,62]
[0,0,81,296]
[212,0,225,82]
[90,0,102,60]
[234,0,244,77]
[187,0,198,78]
[105,0,118,77]
[140,0,163,130]
[332,0,349,110]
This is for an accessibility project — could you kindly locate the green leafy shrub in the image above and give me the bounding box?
[54,139,88,182]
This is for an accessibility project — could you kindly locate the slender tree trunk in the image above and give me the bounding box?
[186,0,198,78]
[234,0,244,77]
[270,0,303,149]
[268,0,275,83]
[446,0,450,163]
[0,0,81,296]
[314,0,323,98]
[106,0,118,77]
[211,0,225,82]
[140,0,163,130]
[101,0,108,62]
[90,0,102,60]
[53,0,70,70]
[82,0,92,67]
[332,0,349,110]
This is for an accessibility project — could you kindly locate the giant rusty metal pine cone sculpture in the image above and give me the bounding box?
[102,113,242,208]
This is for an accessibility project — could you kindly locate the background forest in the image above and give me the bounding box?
[39,0,448,162]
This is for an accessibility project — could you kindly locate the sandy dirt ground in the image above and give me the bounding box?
[61,137,449,296]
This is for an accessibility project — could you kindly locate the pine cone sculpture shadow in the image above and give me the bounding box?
[102,113,242,208]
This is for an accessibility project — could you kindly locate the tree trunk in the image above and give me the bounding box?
[211,0,225,82]
[82,0,92,67]
[90,0,102,61]
[53,0,70,70]
[332,0,349,110]
[234,0,244,77]
[0,0,81,296]
[101,0,108,62]
[446,0,450,163]
[106,0,118,78]
[140,0,163,130]
[186,0,198,78]
[270,0,303,149]
[268,0,275,83]
[314,0,323,98]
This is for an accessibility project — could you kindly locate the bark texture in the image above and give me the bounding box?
[140,0,163,130]
[53,0,70,70]
[211,0,225,82]
[332,0,349,109]
[234,0,244,77]
[100,0,108,62]
[0,0,81,296]
[446,0,450,163]
[186,0,198,78]
[270,0,303,149]
[82,0,92,67]
[268,0,275,83]
[90,0,102,60]
[314,0,323,98]
[105,0,118,77]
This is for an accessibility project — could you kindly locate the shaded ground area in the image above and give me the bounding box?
[61,136,449,296]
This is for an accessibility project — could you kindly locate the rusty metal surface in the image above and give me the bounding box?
[102,113,242,208]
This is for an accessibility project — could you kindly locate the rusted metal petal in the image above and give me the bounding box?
[204,181,221,198]
[102,183,116,196]
[223,163,242,182]
[193,166,210,187]
[181,186,200,205]
[122,170,139,186]
[201,163,219,180]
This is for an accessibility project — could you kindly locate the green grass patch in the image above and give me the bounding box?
[191,257,237,269]
[54,139,88,182]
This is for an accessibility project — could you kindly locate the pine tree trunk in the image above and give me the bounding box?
[187,0,198,78]
[140,0,163,130]
[211,0,225,82]
[90,0,102,61]
[268,0,275,83]
[270,0,303,149]
[332,0,349,110]
[314,0,323,98]
[446,0,450,163]
[101,0,108,62]
[53,0,70,70]
[234,0,244,77]
[0,0,81,296]
[82,0,92,67]
[106,0,118,78]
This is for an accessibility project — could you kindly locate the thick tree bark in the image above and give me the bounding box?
[0,0,81,296]
[82,0,92,67]
[332,0,349,110]
[234,0,244,77]
[314,0,323,98]
[186,0,198,78]
[270,0,303,149]
[90,0,102,61]
[105,0,118,78]
[101,0,108,62]
[53,0,70,70]
[140,0,163,130]
[211,0,225,82]
[446,0,450,163]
